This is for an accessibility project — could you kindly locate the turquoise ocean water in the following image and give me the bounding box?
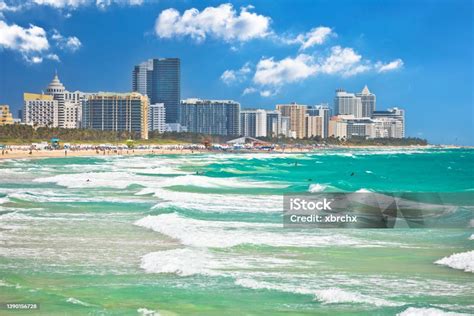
[0,148,473,315]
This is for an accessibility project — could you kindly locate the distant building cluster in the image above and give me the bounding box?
[12,57,405,140]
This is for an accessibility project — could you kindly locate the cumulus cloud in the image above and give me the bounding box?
[32,0,89,8]
[283,26,334,50]
[0,20,81,63]
[0,20,49,62]
[235,46,403,96]
[253,54,318,86]
[0,1,23,12]
[20,0,143,9]
[220,62,251,85]
[52,29,82,52]
[155,3,271,43]
[319,46,371,77]
[375,58,404,72]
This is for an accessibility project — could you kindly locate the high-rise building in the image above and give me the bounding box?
[306,115,323,138]
[132,58,180,124]
[148,103,166,133]
[328,116,350,139]
[356,85,376,117]
[307,104,331,138]
[0,105,14,125]
[276,103,307,139]
[23,93,59,127]
[334,89,362,118]
[240,109,267,137]
[82,92,149,139]
[346,118,375,139]
[180,98,240,136]
[372,107,405,138]
[266,110,282,138]
[44,73,88,128]
[281,116,291,138]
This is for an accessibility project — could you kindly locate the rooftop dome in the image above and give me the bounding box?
[46,73,66,94]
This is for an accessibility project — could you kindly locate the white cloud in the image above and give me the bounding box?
[155,3,271,43]
[32,0,89,8]
[233,46,403,96]
[253,54,318,86]
[375,58,404,73]
[0,20,78,63]
[45,53,60,61]
[283,26,334,50]
[319,46,370,77]
[27,0,143,9]
[0,20,49,54]
[0,1,22,12]
[242,87,257,95]
[52,29,82,52]
[259,89,275,97]
[220,62,251,85]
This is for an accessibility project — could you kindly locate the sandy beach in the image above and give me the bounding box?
[0,144,454,160]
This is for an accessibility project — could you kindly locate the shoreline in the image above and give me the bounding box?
[0,144,466,160]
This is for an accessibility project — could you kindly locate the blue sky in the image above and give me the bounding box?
[0,0,472,145]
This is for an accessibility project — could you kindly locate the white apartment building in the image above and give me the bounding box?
[241,109,267,137]
[148,103,166,133]
[44,74,88,128]
[334,89,363,118]
[306,115,323,138]
[23,93,59,127]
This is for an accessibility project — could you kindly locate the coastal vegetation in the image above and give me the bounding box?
[0,124,428,146]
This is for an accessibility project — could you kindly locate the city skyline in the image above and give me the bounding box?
[0,0,472,145]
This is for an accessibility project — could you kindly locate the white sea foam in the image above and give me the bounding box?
[435,251,474,273]
[0,196,9,204]
[66,297,93,307]
[137,307,160,316]
[134,213,397,248]
[157,174,286,189]
[140,188,281,213]
[34,171,285,191]
[469,234,473,240]
[308,183,327,192]
[365,170,374,174]
[141,248,218,276]
[313,288,400,306]
[34,172,148,189]
[141,248,300,276]
[397,307,468,316]
[7,189,151,204]
[235,279,400,307]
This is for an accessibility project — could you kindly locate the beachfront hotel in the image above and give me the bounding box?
[148,103,166,133]
[276,103,308,139]
[132,58,181,124]
[23,93,59,127]
[0,105,14,125]
[45,74,89,129]
[372,107,405,138]
[356,85,377,117]
[334,89,363,118]
[180,98,241,136]
[306,115,323,138]
[82,92,149,139]
[265,110,282,138]
[240,109,267,138]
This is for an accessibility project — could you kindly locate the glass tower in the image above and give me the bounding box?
[132,58,180,124]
